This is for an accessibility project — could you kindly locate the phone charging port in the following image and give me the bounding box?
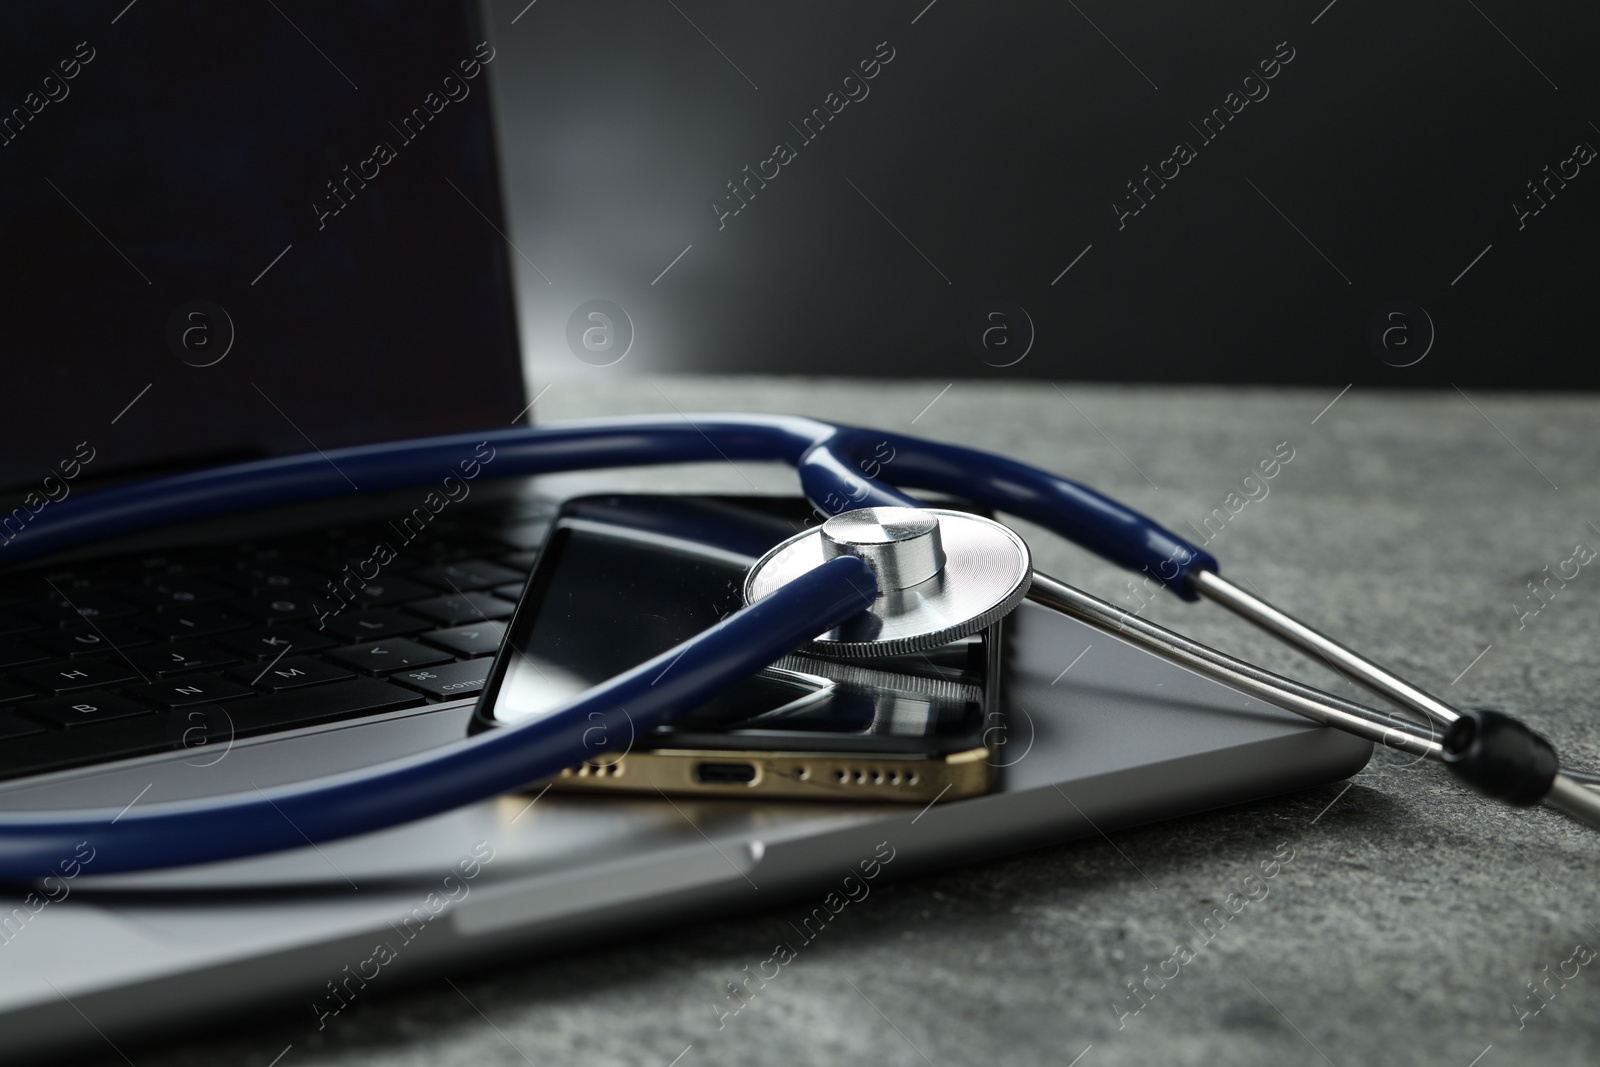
[695,761,758,785]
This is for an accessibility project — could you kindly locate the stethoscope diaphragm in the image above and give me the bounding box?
[743,506,1032,658]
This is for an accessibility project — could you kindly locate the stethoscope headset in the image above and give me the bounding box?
[0,413,1592,881]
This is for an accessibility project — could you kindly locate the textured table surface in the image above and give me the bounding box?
[73,378,1600,1067]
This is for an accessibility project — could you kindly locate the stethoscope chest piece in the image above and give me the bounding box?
[744,506,1032,658]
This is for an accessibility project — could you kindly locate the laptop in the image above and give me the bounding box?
[0,2,1370,1059]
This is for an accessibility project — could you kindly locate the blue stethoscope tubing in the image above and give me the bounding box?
[3,413,1589,879]
[0,414,1216,880]
[6,415,1217,595]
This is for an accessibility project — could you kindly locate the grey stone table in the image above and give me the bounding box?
[76,378,1600,1067]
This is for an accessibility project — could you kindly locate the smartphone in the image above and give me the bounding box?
[472,494,1002,801]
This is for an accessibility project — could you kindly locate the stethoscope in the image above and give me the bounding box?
[0,412,1594,881]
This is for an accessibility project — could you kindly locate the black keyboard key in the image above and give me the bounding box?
[0,499,576,781]
[213,625,338,660]
[228,592,322,624]
[328,575,435,610]
[321,610,428,642]
[402,537,489,563]
[220,678,425,736]
[34,624,154,659]
[0,638,47,670]
[393,658,492,700]
[413,559,524,592]
[237,544,292,562]
[120,577,235,610]
[139,605,247,641]
[406,593,516,627]
[420,622,506,658]
[315,550,424,576]
[26,690,153,729]
[135,553,222,577]
[0,710,44,740]
[127,642,240,677]
[0,715,178,781]
[126,673,255,709]
[326,638,452,675]
[217,563,331,594]
[227,656,354,692]
[24,593,138,627]
[15,659,139,694]
[25,569,121,595]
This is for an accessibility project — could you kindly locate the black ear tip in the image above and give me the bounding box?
[1441,708,1558,806]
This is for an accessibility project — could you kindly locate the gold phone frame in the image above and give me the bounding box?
[546,744,992,802]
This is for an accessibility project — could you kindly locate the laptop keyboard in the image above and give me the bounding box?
[0,499,554,783]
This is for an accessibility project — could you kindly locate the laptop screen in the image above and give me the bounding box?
[0,1,523,494]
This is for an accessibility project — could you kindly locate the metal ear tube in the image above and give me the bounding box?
[1186,569,1600,828]
[1029,573,1600,829]
[747,505,1600,832]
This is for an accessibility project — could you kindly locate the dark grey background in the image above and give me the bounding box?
[485,0,1599,387]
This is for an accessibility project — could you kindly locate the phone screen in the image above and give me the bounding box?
[475,495,992,755]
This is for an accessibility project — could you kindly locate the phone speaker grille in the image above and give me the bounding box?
[562,760,625,778]
[831,766,920,787]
